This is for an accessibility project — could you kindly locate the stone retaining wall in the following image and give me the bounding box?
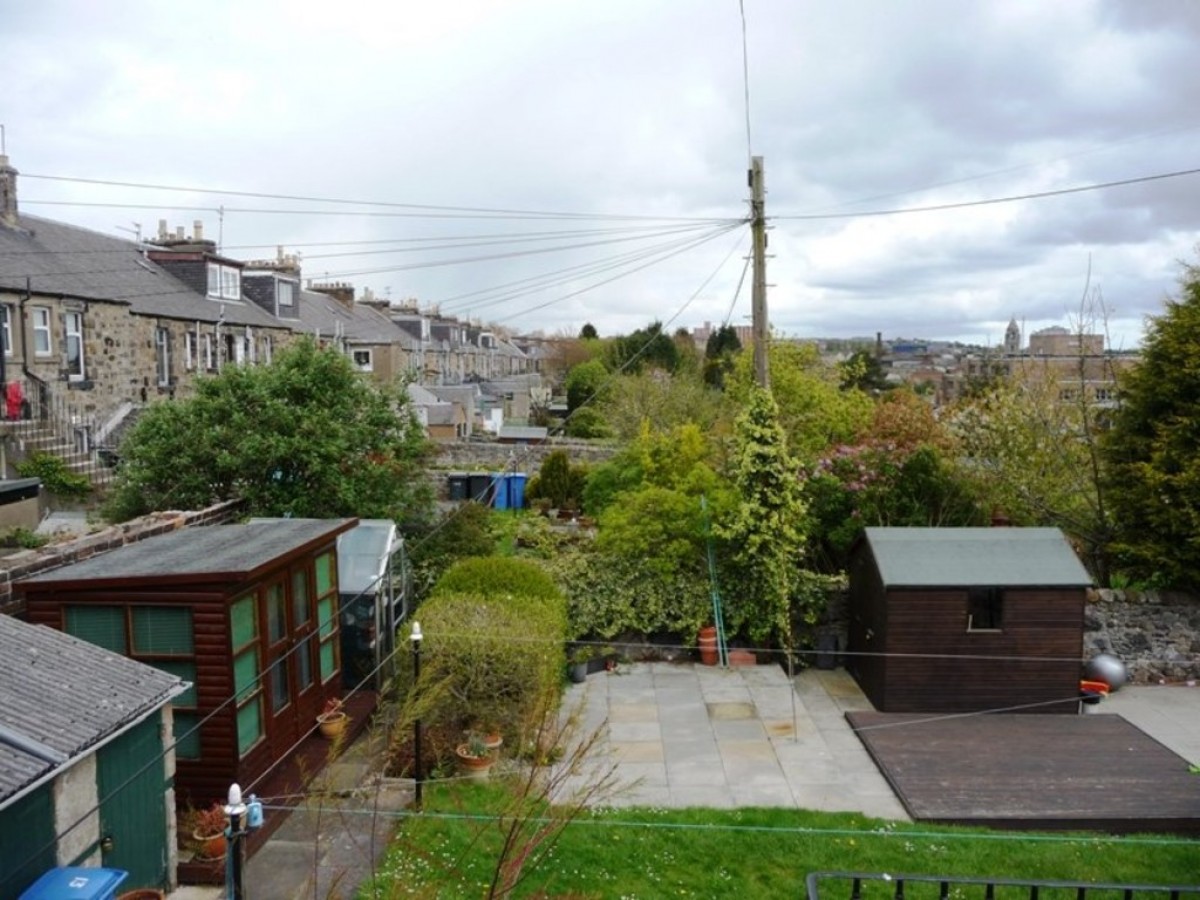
[1085,588,1200,683]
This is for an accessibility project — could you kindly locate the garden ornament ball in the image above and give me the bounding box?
[1084,653,1128,691]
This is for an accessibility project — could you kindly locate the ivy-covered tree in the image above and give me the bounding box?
[1104,262,1200,588]
[838,349,890,393]
[715,386,812,644]
[579,322,599,340]
[103,338,433,522]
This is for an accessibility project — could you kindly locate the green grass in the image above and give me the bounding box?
[368,780,1199,898]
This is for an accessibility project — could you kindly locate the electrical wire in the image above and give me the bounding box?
[771,165,1200,221]
[738,0,754,162]
[21,172,736,223]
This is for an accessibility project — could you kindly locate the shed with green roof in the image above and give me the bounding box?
[847,527,1092,714]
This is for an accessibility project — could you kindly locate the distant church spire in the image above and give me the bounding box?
[1004,316,1021,354]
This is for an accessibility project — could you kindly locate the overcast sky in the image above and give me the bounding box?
[3,0,1198,349]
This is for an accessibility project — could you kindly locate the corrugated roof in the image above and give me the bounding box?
[20,518,355,587]
[0,616,185,804]
[862,527,1092,588]
[0,215,282,328]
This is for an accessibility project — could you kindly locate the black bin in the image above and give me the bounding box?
[447,473,469,501]
[468,473,492,504]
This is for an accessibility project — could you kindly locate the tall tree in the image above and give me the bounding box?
[606,321,680,374]
[103,338,433,522]
[579,322,599,340]
[1104,263,1200,588]
[715,387,811,644]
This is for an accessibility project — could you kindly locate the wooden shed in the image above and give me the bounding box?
[19,518,357,809]
[847,527,1091,714]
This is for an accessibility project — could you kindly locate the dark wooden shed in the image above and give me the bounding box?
[847,527,1091,714]
[18,518,357,808]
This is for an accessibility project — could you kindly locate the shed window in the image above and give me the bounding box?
[132,607,194,655]
[172,711,202,760]
[314,550,339,682]
[65,606,127,653]
[266,583,287,644]
[230,593,264,754]
[967,588,1004,631]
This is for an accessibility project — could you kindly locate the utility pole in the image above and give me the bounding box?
[749,156,769,389]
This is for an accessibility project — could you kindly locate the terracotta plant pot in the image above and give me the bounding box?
[698,625,719,665]
[456,745,494,780]
[317,710,348,739]
[192,830,226,861]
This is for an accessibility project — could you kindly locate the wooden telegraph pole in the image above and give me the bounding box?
[749,156,769,388]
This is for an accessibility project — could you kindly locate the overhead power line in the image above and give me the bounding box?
[21,172,735,223]
[772,165,1200,220]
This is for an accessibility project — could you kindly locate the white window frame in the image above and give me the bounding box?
[261,335,273,365]
[243,327,255,365]
[33,307,52,356]
[184,332,196,371]
[0,305,11,356]
[277,279,295,308]
[202,334,215,371]
[155,327,171,387]
[351,349,373,372]
[208,262,242,300]
[65,311,85,382]
[221,267,241,300]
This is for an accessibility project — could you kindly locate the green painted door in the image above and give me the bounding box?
[0,786,56,900]
[96,712,169,889]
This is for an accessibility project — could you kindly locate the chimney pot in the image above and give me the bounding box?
[0,154,19,228]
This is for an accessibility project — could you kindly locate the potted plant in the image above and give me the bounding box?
[317,697,348,739]
[567,644,615,683]
[190,801,228,861]
[456,732,495,779]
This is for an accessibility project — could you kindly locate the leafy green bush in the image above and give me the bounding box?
[0,526,49,549]
[433,557,562,607]
[525,451,587,509]
[542,547,711,642]
[398,588,567,751]
[15,452,91,500]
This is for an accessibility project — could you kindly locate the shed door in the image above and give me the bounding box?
[0,786,56,900]
[96,713,168,889]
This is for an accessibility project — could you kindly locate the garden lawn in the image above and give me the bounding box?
[369,781,1200,899]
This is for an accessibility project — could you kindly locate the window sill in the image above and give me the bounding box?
[67,379,94,391]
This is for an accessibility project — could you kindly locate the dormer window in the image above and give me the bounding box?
[207,262,241,300]
[277,279,296,308]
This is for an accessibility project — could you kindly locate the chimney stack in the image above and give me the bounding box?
[310,281,356,308]
[0,154,18,228]
[193,220,204,241]
[158,219,169,240]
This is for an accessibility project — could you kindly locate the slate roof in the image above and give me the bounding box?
[0,214,281,327]
[294,289,417,347]
[0,615,186,804]
[862,527,1093,589]
[19,518,356,589]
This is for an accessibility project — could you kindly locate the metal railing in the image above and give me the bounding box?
[805,873,1200,900]
[0,376,123,483]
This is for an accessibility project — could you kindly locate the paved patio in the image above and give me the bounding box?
[553,661,909,819]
